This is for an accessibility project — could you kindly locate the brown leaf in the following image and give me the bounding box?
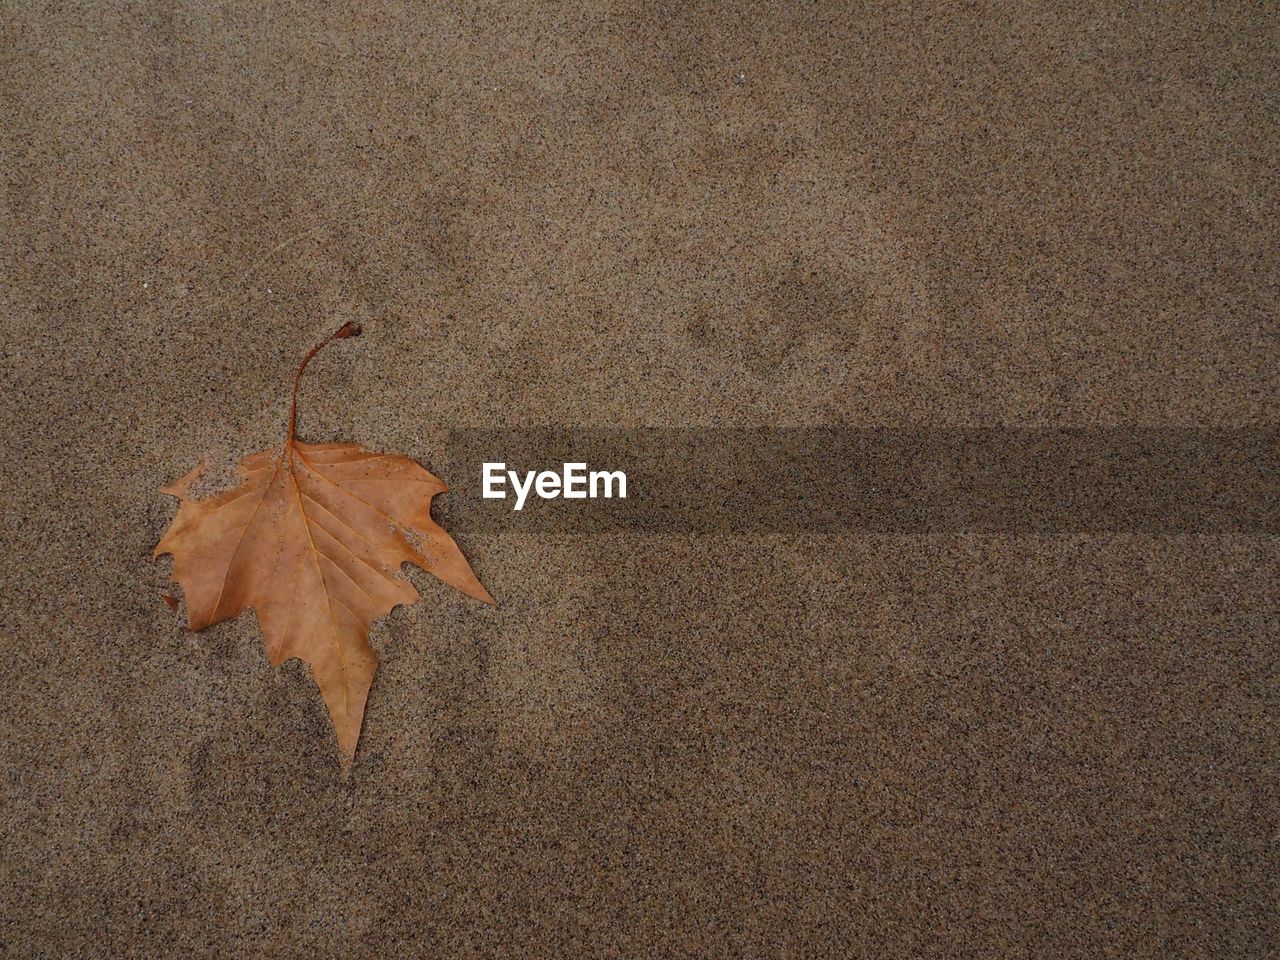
[154,324,492,768]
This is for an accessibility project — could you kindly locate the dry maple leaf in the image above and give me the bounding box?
[155,322,492,769]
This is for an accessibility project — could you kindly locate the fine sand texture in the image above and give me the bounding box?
[2,3,1277,957]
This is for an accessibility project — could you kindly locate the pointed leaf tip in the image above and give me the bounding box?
[159,458,207,499]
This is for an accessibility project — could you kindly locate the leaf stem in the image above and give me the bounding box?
[288,322,362,444]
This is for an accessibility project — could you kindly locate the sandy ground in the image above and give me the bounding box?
[2,2,1277,957]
